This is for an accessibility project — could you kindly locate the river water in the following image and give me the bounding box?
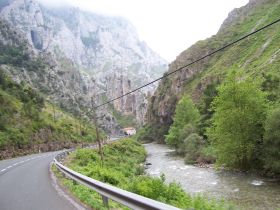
[144,143,280,210]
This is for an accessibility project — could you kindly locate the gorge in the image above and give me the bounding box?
[0,0,167,133]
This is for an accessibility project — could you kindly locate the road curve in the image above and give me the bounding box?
[0,151,79,210]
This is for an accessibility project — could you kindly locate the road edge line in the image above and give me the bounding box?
[49,162,89,210]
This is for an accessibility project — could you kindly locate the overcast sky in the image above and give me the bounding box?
[39,0,249,62]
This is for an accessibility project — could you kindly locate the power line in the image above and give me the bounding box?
[94,17,280,109]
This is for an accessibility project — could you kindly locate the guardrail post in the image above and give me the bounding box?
[102,195,109,208]
[54,149,182,210]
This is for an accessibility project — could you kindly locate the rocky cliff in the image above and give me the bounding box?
[0,0,167,131]
[145,0,280,141]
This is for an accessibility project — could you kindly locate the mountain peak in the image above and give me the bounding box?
[0,0,167,129]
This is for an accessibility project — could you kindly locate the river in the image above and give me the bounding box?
[144,143,280,210]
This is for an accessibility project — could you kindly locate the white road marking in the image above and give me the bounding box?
[1,154,53,174]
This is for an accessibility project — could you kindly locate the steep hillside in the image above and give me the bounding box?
[145,0,280,141]
[0,0,167,129]
[0,71,97,159]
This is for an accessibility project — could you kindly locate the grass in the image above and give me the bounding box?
[55,138,235,210]
[52,165,125,210]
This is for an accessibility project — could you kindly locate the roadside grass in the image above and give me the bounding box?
[53,138,235,210]
[52,165,126,210]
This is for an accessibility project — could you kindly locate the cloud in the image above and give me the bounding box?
[37,0,249,61]
[38,0,72,7]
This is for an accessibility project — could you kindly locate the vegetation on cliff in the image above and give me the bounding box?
[143,69,280,175]
[0,71,97,159]
[262,107,280,174]
[0,43,46,72]
[142,0,280,175]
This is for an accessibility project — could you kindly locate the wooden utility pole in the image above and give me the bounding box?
[79,113,82,135]
[95,117,104,164]
[48,96,56,123]
[52,103,56,123]
[91,97,104,165]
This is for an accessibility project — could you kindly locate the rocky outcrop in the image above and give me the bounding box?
[0,0,167,130]
[145,0,280,141]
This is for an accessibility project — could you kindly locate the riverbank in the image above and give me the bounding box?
[144,143,280,210]
[54,138,234,209]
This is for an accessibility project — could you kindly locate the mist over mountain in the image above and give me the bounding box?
[0,0,167,132]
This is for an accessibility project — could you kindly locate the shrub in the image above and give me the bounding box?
[63,139,232,210]
[176,124,197,155]
[128,176,191,208]
[183,133,204,164]
[262,107,280,175]
[165,95,200,148]
[207,71,268,169]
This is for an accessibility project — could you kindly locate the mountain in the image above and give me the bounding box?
[0,0,167,132]
[0,71,99,159]
[145,0,280,141]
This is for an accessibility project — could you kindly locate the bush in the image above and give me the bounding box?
[128,176,191,208]
[207,71,268,169]
[199,146,216,164]
[165,95,200,148]
[75,148,100,166]
[198,82,219,139]
[176,124,197,155]
[183,133,204,164]
[262,73,280,102]
[63,138,232,210]
[262,107,280,175]
[136,125,168,143]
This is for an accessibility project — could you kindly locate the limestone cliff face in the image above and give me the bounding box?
[0,18,115,131]
[0,0,167,130]
[146,0,280,141]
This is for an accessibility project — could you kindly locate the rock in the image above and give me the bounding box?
[251,180,264,186]
[0,0,168,130]
[145,0,279,140]
[31,30,43,50]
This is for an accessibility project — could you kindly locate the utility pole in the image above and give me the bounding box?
[91,97,104,165]
[52,103,56,123]
[48,96,56,123]
[79,112,82,135]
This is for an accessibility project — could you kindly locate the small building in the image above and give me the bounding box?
[122,127,136,136]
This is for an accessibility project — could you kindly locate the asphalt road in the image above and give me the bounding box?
[0,151,79,210]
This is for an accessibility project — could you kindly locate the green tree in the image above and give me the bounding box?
[183,133,204,164]
[262,107,280,174]
[198,82,219,139]
[262,73,280,102]
[207,71,267,169]
[165,95,200,148]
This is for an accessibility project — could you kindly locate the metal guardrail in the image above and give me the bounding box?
[54,151,181,210]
